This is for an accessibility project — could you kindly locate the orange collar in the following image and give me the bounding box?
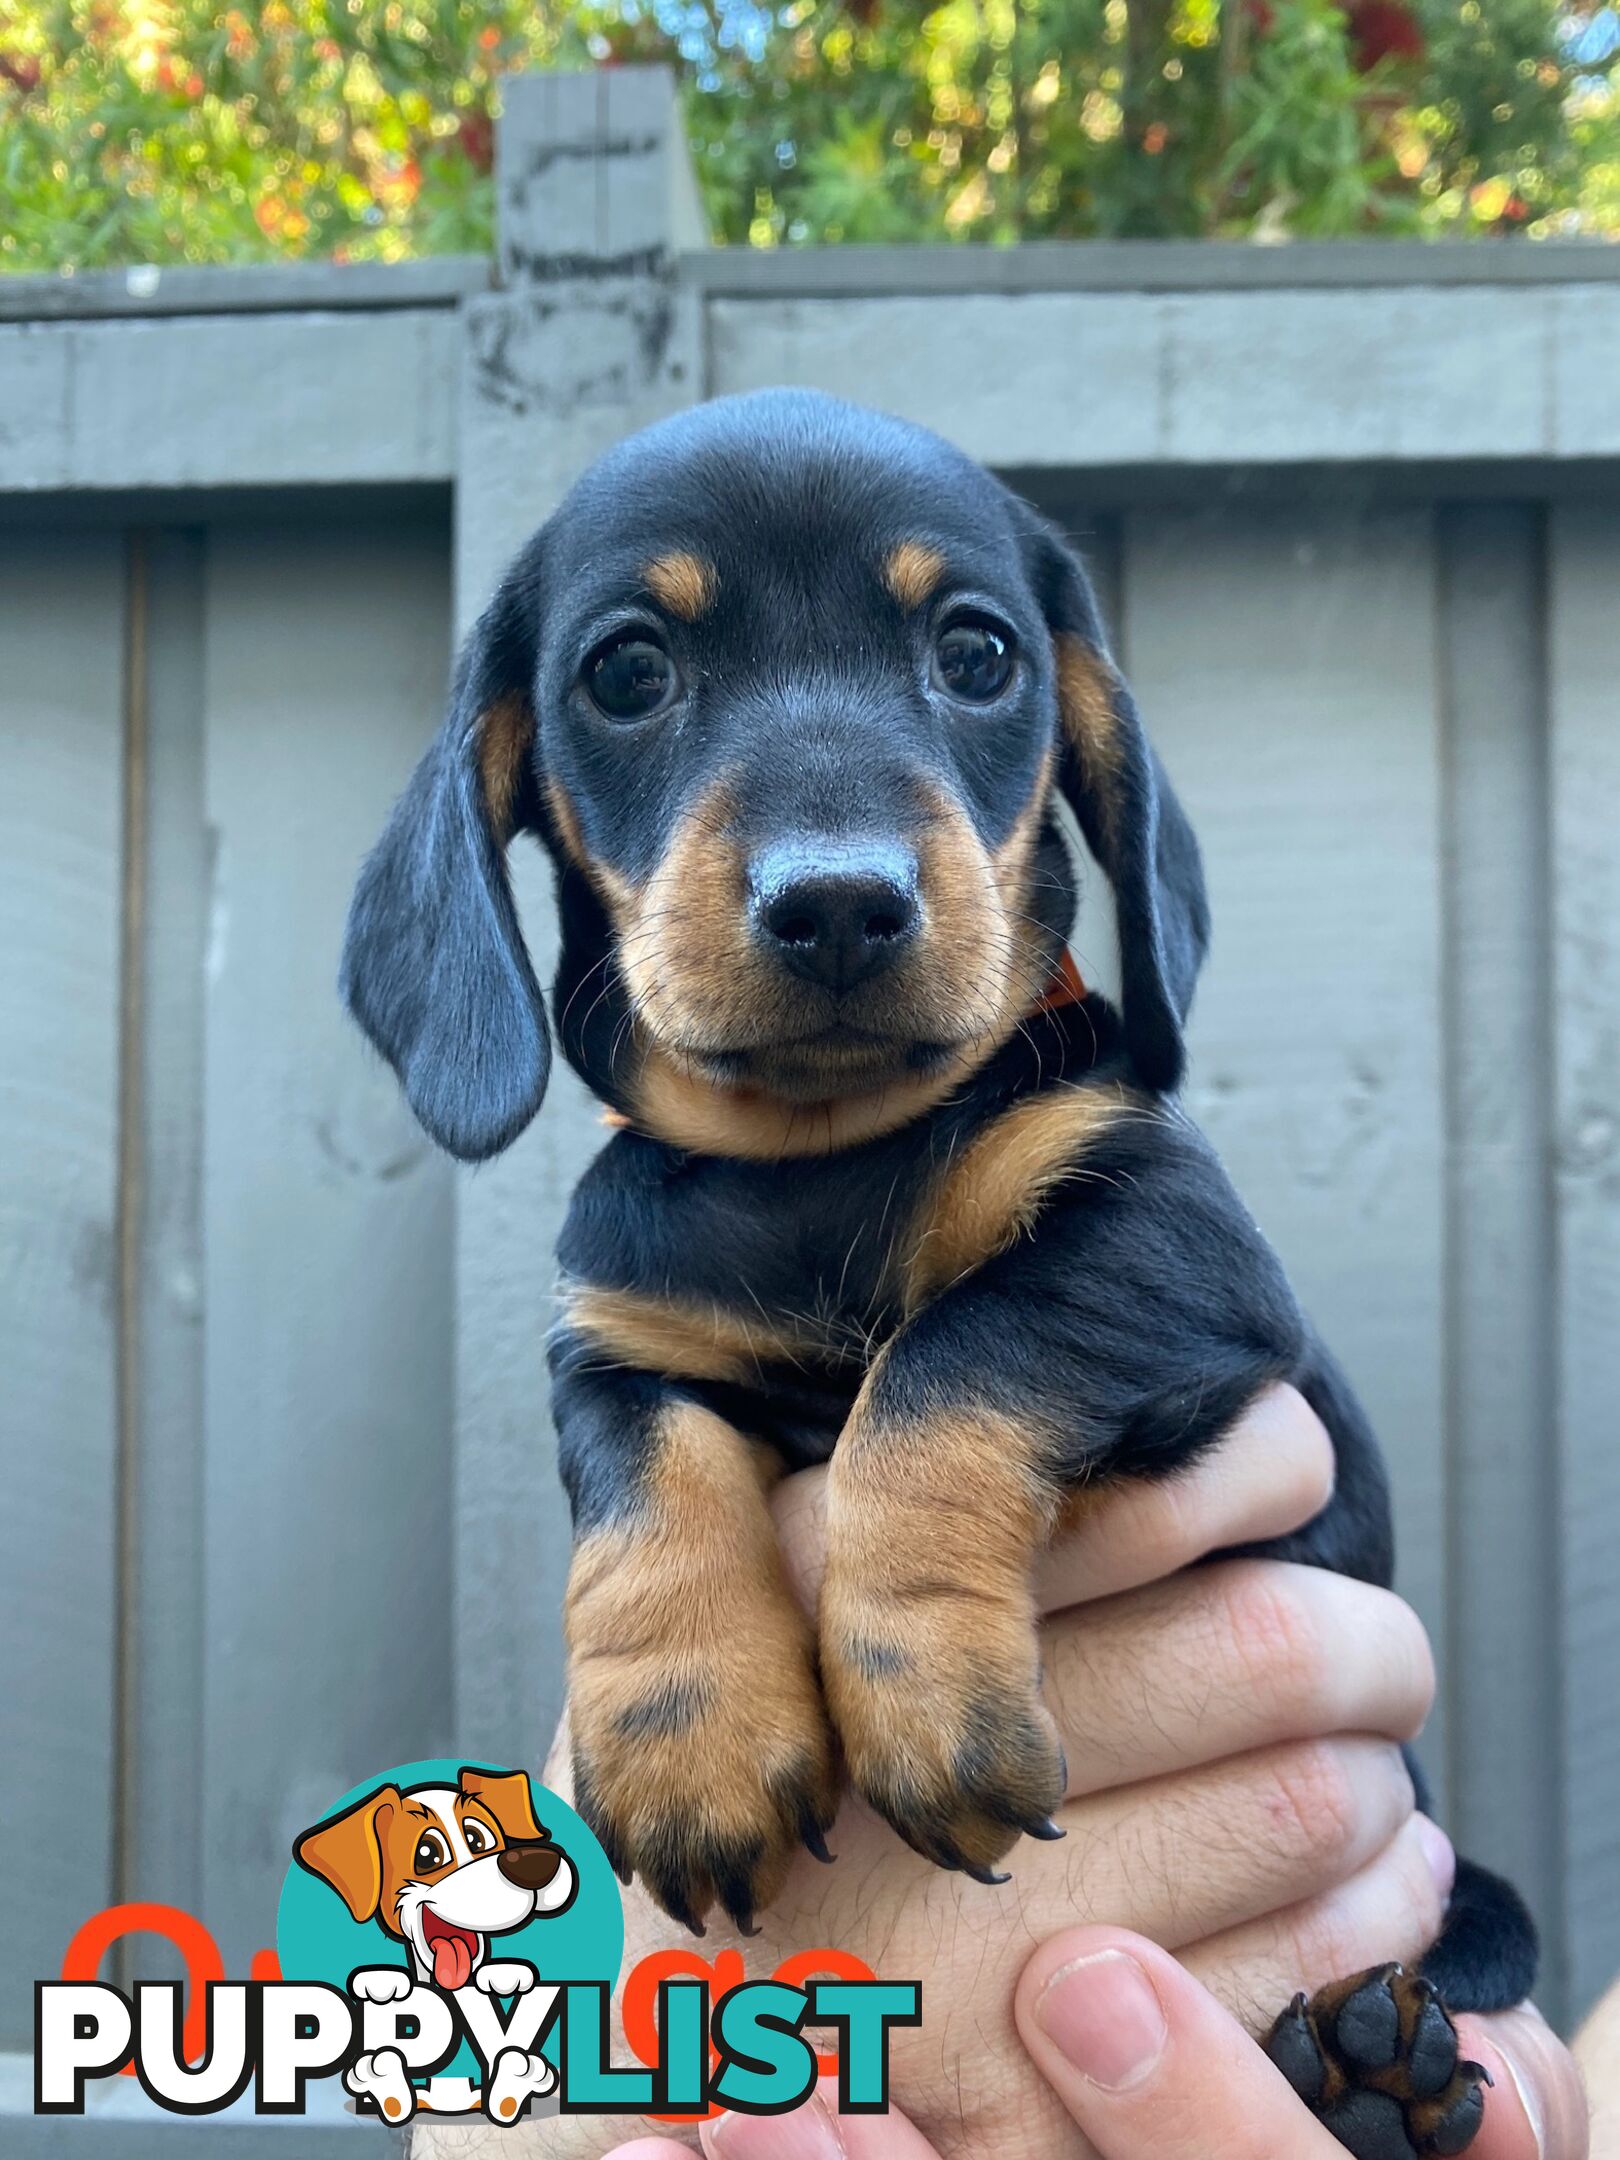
[1031,946,1088,1015]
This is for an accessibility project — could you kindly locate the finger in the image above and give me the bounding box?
[771,1466,831,1617]
[1046,1561,1434,1797]
[1466,2004,1591,2160]
[990,1737,1416,1952]
[602,2146,699,2160]
[705,2078,943,2159]
[1179,1810,1450,2027]
[770,1387,1338,1623]
[1039,1384,1336,1613]
[1016,1924,1346,2158]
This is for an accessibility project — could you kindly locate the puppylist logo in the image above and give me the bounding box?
[35,1758,920,2126]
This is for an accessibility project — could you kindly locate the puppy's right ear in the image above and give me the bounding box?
[341,566,550,1162]
[293,1784,402,1925]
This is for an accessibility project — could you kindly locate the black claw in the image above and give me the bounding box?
[801,1822,835,1865]
[963,1864,1011,1886]
[1024,1815,1066,1841]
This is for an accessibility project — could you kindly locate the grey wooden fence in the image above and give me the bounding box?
[3,63,1618,2151]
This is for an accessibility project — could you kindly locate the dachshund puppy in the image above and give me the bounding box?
[342,389,1534,2159]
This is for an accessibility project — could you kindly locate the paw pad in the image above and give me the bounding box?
[1265,1966,1489,2159]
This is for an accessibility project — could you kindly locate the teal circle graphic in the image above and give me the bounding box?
[276,1758,622,2085]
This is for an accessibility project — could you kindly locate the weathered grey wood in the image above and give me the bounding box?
[688,239,1620,297]
[0,309,458,491]
[452,64,702,1771]
[708,285,1615,468]
[1548,503,1620,2022]
[1122,501,1452,1806]
[0,254,489,321]
[198,514,456,1975]
[1435,505,1563,2019]
[123,531,210,1974]
[8,239,1620,329]
[4,266,1620,499]
[0,531,125,2045]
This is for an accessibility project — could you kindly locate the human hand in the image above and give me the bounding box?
[423,1382,1455,2160]
[601,1926,1588,2160]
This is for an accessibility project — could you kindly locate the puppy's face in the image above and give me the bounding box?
[294,1767,576,1991]
[343,390,1208,1163]
[531,409,1066,1123]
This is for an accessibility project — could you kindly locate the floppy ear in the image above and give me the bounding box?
[293,1784,402,1925]
[459,1766,545,1843]
[1020,514,1209,1093]
[340,562,550,1162]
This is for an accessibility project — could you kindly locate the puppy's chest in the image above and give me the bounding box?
[559,1133,935,1465]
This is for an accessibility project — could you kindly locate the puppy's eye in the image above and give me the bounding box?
[463,1821,491,1854]
[413,1831,449,1874]
[933,616,1015,703]
[586,636,678,722]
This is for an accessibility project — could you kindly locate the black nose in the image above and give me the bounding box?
[750,840,921,994]
[497,1840,563,1890]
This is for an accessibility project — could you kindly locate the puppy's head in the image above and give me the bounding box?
[342,390,1207,1160]
[293,1767,575,1985]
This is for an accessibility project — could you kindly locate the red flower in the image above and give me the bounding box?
[1345,0,1425,70]
[457,109,494,173]
[0,51,42,92]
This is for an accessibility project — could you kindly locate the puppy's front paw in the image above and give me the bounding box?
[484,2046,556,2121]
[343,2047,416,2122]
[475,1960,536,1997]
[821,1545,1064,1877]
[1266,1966,1488,2158]
[566,1520,837,1934]
[350,1966,414,2005]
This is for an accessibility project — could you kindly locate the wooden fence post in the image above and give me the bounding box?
[451,67,704,1768]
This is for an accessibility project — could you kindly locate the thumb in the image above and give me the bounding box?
[1015,1927,1346,2159]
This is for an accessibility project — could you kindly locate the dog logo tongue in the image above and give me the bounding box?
[424,1915,477,1991]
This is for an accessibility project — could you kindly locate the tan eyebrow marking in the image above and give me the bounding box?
[883,540,946,609]
[643,550,717,621]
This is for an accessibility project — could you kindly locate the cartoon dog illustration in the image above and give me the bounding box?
[294,1765,575,1995]
[295,1767,575,2122]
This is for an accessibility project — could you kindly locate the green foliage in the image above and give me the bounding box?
[1,0,1616,271]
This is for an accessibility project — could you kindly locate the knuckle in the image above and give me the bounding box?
[1281,1893,1380,1996]
[1255,1739,1365,1872]
[1278,1819,1444,1994]
[1220,1563,1325,1711]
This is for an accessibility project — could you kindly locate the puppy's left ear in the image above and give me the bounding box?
[459,1766,545,1843]
[293,1784,402,1924]
[1019,510,1209,1093]
[341,558,550,1162]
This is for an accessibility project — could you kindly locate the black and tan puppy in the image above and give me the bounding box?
[342,389,1534,2159]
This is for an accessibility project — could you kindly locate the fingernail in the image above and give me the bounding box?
[710,2087,844,2158]
[1476,2023,1546,2159]
[1415,1814,1457,1903]
[1035,1948,1169,2091]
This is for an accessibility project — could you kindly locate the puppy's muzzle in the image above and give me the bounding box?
[749,837,920,994]
[496,1840,565,1891]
